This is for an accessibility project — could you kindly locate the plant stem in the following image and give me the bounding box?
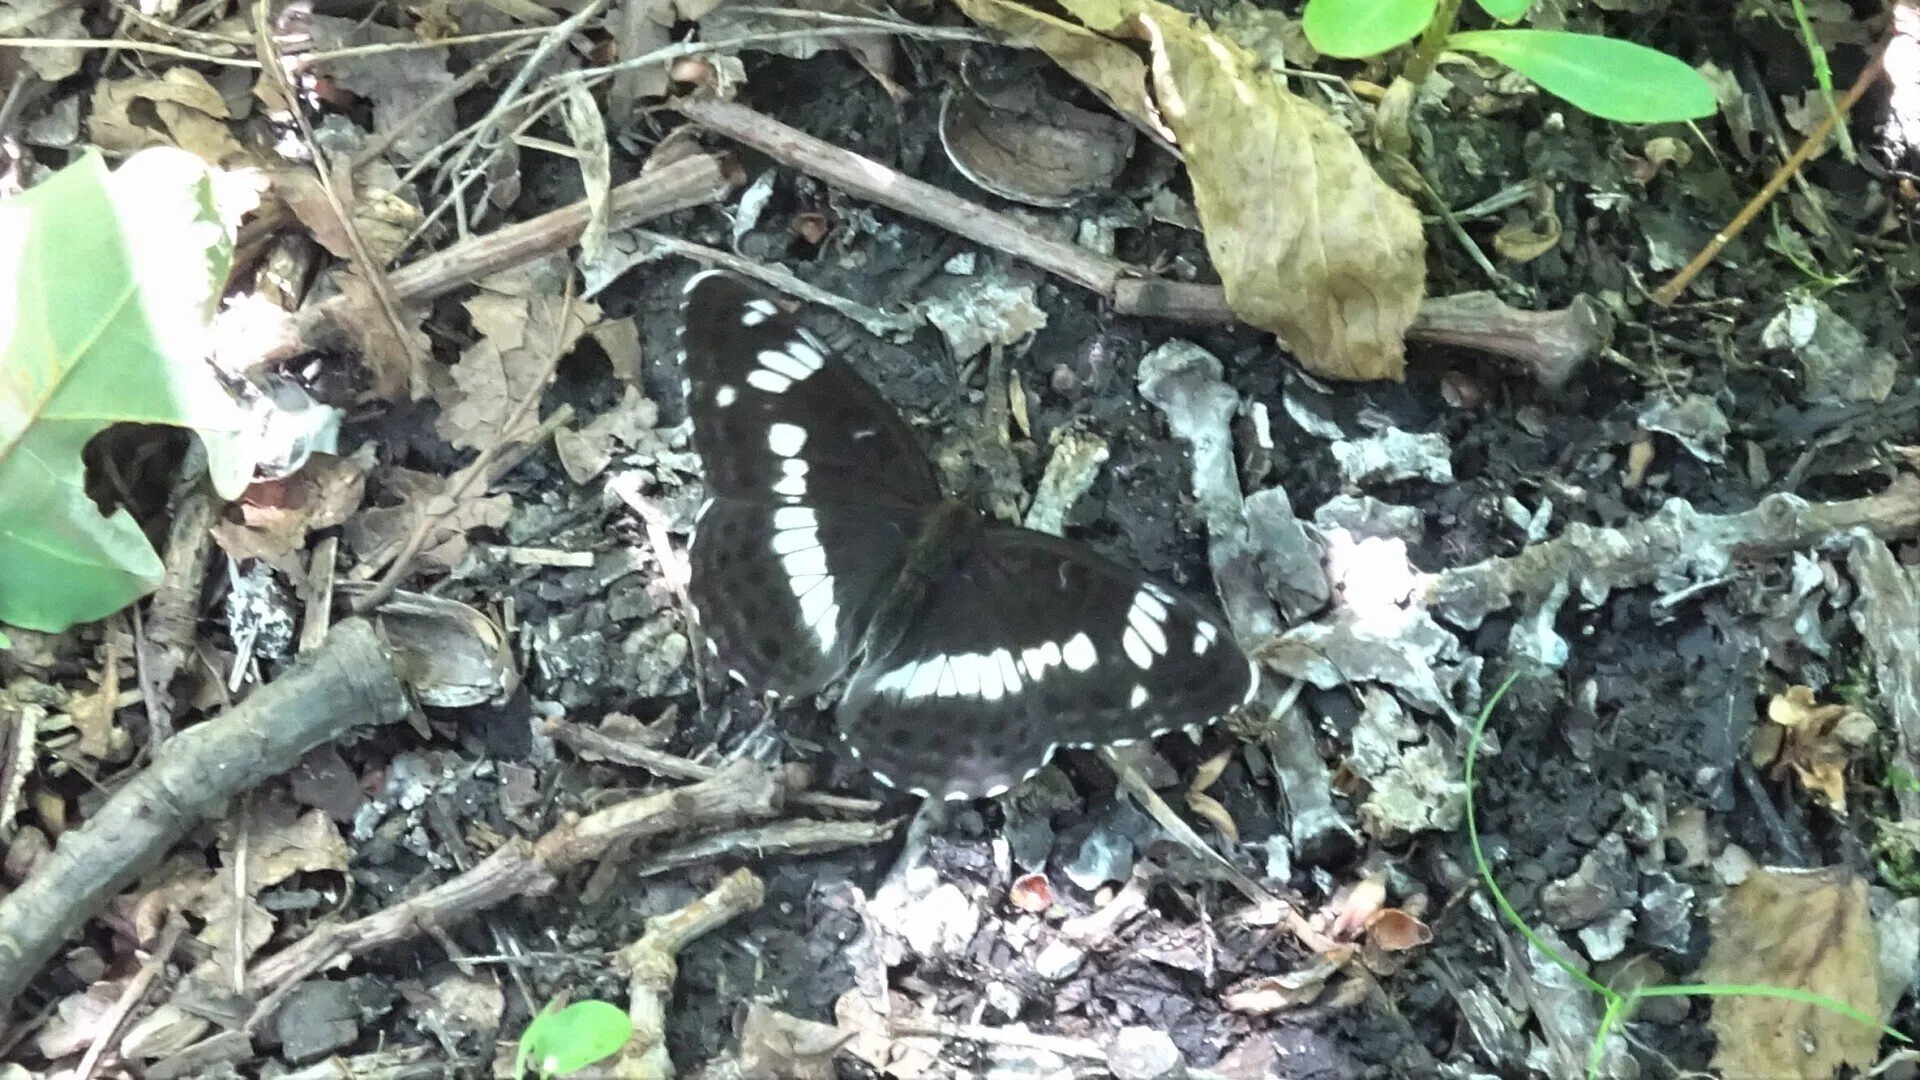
[1404,0,1464,86]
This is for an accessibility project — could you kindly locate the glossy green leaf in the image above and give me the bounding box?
[1474,0,1530,21]
[1447,29,1717,123]
[517,1000,632,1078]
[1301,0,1436,58]
[0,149,247,632]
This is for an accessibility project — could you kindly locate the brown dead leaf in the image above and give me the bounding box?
[1185,746,1239,842]
[306,14,455,161]
[1007,0,1424,380]
[275,170,422,267]
[834,989,940,1078]
[1364,908,1431,952]
[1220,956,1342,1013]
[89,69,252,165]
[345,466,512,572]
[3,0,85,80]
[1755,685,1877,814]
[209,452,372,567]
[435,262,600,451]
[953,0,1171,144]
[1700,866,1882,1080]
[332,269,431,401]
[736,1002,849,1080]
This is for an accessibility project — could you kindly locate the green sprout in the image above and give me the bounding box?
[1465,671,1908,1078]
[1301,0,1717,124]
[515,999,633,1078]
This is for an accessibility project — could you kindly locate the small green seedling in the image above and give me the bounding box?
[1466,672,1909,1078]
[515,999,633,1078]
[1302,0,1716,124]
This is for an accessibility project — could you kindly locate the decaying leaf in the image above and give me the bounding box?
[331,269,431,401]
[209,451,372,569]
[952,0,1171,144]
[436,260,600,451]
[554,386,664,484]
[1184,746,1238,842]
[964,0,1425,380]
[306,15,455,161]
[2,0,85,80]
[89,70,251,165]
[274,170,422,267]
[345,466,512,573]
[1752,685,1876,814]
[1700,866,1882,1080]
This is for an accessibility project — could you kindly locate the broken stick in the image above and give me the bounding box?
[673,97,1608,385]
[0,619,411,1013]
[284,152,741,357]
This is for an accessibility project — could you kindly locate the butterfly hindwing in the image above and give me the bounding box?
[680,270,942,509]
[837,526,1260,799]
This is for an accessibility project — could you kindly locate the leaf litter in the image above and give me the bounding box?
[2,0,1920,1076]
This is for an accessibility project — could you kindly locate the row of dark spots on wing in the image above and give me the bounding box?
[696,515,797,679]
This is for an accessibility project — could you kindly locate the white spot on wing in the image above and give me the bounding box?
[1194,621,1218,655]
[773,506,817,531]
[758,349,814,382]
[747,369,791,393]
[772,458,808,498]
[767,422,808,457]
[741,309,769,326]
[1122,627,1154,669]
[714,384,737,408]
[1129,684,1148,709]
[1062,632,1097,672]
[785,340,825,372]
[993,648,1022,695]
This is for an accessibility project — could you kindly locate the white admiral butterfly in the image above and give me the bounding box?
[680,271,1260,800]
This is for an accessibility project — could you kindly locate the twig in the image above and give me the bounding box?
[624,231,917,335]
[628,818,900,878]
[0,36,261,65]
[543,715,880,815]
[287,153,738,356]
[246,761,795,991]
[1427,474,1920,632]
[1650,39,1890,306]
[253,0,431,399]
[73,914,190,1080]
[675,97,1611,382]
[0,620,409,1012]
[351,283,577,612]
[615,868,766,1078]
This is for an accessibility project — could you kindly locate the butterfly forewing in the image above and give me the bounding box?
[682,271,944,694]
[837,527,1259,799]
[681,271,942,509]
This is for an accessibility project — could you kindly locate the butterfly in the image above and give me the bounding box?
[678,270,1260,800]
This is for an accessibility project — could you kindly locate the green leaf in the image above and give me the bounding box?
[1447,29,1718,123]
[517,1000,632,1078]
[1302,0,1435,58]
[1474,0,1531,21]
[0,148,247,633]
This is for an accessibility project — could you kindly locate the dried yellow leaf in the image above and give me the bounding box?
[1701,866,1882,1080]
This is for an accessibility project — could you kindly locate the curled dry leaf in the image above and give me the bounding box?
[1185,746,1239,842]
[1008,872,1055,913]
[1755,685,1876,814]
[1700,866,1882,1080]
[89,70,251,165]
[275,170,422,267]
[952,0,1171,144]
[967,0,1426,380]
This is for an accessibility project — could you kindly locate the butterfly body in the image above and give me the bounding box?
[680,270,1260,800]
